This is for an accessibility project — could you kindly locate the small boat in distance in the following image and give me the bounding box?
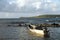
[28,24,50,37]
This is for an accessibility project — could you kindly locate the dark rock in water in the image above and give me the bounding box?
[51,23,59,25]
[8,25,11,26]
[18,24,22,26]
[11,22,26,24]
[18,23,28,27]
[51,23,60,27]
[35,25,43,30]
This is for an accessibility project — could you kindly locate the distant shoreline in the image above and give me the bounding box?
[20,15,60,18]
[32,15,60,18]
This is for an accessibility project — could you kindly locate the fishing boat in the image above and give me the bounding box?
[28,24,49,37]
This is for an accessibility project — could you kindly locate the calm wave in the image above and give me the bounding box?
[0,18,60,40]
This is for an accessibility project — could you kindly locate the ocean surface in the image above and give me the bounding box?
[0,18,60,40]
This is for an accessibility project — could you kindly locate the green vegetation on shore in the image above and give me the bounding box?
[32,15,60,18]
[20,15,60,18]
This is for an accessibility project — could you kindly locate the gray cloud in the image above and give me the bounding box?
[0,0,60,18]
[0,0,60,13]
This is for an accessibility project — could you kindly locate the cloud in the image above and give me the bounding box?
[0,12,43,18]
[0,0,58,18]
[9,1,15,5]
[43,0,58,12]
[0,0,60,16]
[32,2,41,10]
[16,0,26,8]
[46,0,52,3]
[50,3,57,11]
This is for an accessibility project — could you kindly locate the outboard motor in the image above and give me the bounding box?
[44,27,50,38]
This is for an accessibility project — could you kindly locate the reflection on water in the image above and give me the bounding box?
[0,26,60,40]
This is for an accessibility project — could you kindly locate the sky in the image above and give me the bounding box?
[0,0,60,18]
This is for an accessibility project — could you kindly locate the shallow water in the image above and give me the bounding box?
[0,18,60,40]
[0,26,60,40]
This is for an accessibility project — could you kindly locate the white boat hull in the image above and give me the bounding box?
[29,29,44,35]
[28,26,45,37]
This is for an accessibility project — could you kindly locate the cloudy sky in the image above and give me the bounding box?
[0,0,60,18]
